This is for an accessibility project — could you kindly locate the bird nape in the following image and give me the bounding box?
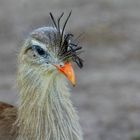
[0,12,83,140]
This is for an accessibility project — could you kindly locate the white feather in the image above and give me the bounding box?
[15,49,83,140]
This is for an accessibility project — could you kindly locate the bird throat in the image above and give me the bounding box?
[15,67,83,140]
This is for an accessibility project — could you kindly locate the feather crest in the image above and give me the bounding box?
[49,12,84,68]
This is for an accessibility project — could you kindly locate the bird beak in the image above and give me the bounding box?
[54,63,76,86]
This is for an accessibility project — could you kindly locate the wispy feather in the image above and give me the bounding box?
[49,12,84,68]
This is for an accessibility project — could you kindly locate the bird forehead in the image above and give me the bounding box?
[30,27,61,45]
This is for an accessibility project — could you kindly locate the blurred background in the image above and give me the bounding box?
[0,0,140,140]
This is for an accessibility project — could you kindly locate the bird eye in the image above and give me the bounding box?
[36,46,45,56]
[32,45,45,56]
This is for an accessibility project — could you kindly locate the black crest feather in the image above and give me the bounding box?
[49,12,84,68]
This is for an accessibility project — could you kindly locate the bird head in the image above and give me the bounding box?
[18,12,83,86]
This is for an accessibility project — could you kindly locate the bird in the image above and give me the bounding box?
[0,12,83,140]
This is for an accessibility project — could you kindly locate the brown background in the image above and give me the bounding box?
[0,0,140,140]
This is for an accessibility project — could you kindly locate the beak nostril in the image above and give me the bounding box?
[60,64,63,67]
[59,63,64,67]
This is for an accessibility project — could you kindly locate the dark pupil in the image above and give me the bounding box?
[37,47,45,55]
[33,45,45,56]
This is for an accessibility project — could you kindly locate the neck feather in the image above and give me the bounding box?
[15,66,83,140]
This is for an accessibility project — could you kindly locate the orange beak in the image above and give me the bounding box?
[54,63,76,86]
